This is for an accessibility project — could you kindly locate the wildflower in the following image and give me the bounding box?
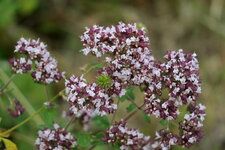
[35,123,76,150]
[151,129,179,150]
[7,99,25,118]
[102,120,151,150]
[144,49,201,120]
[179,103,206,147]
[9,38,64,84]
[65,75,117,116]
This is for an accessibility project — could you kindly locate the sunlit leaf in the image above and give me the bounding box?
[0,138,18,150]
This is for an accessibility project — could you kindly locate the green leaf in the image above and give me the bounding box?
[141,111,151,124]
[92,116,110,129]
[118,86,135,102]
[112,142,121,150]
[160,119,168,126]
[94,132,105,139]
[0,138,18,150]
[37,124,53,130]
[126,86,135,100]
[42,108,56,124]
[118,96,126,102]
[91,141,104,146]
[76,133,91,147]
[126,104,136,113]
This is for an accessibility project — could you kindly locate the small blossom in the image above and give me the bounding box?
[35,124,76,150]
[65,75,117,117]
[7,99,25,118]
[9,38,64,84]
[102,120,151,150]
[179,103,206,147]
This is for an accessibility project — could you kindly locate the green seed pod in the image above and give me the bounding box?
[96,75,112,89]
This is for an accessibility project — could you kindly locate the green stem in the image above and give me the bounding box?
[2,89,65,136]
[65,116,76,131]
[124,103,145,121]
[0,74,15,94]
[111,100,120,124]
[83,66,97,75]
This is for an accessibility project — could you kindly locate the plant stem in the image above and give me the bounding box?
[124,103,145,121]
[0,74,15,94]
[83,66,96,75]
[111,100,120,124]
[128,99,142,110]
[65,116,76,131]
[2,89,65,136]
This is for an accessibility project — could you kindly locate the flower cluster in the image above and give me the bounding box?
[64,22,206,149]
[7,99,25,118]
[81,22,155,97]
[151,129,179,150]
[65,75,117,117]
[9,38,64,84]
[35,124,76,150]
[144,49,201,120]
[102,120,152,150]
[179,103,206,147]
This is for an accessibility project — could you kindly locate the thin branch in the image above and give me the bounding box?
[0,74,15,94]
[124,103,145,121]
[65,116,76,131]
[111,100,120,124]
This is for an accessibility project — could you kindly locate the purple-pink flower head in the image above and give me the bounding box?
[9,38,65,84]
[35,123,76,150]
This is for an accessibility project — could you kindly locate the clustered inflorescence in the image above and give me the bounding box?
[35,124,76,150]
[9,22,205,150]
[64,22,205,149]
[9,38,64,84]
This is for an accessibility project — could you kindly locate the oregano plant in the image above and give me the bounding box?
[0,22,206,150]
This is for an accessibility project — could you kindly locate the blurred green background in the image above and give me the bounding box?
[0,0,225,149]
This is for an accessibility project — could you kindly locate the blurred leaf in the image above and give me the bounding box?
[43,108,56,124]
[37,124,53,130]
[141,111,151,124]
[91,140,104,146]
[118,96,126,102]
[94,132,105,139]
[160,119,168,126]
[126,104,136,113]
[76,133,91,147]
[0,0,17,28]
[112,142,120,150]
[18,0,39,15]
[0,138,18,150]
[118,86,135,102]
[92,116,110,129]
